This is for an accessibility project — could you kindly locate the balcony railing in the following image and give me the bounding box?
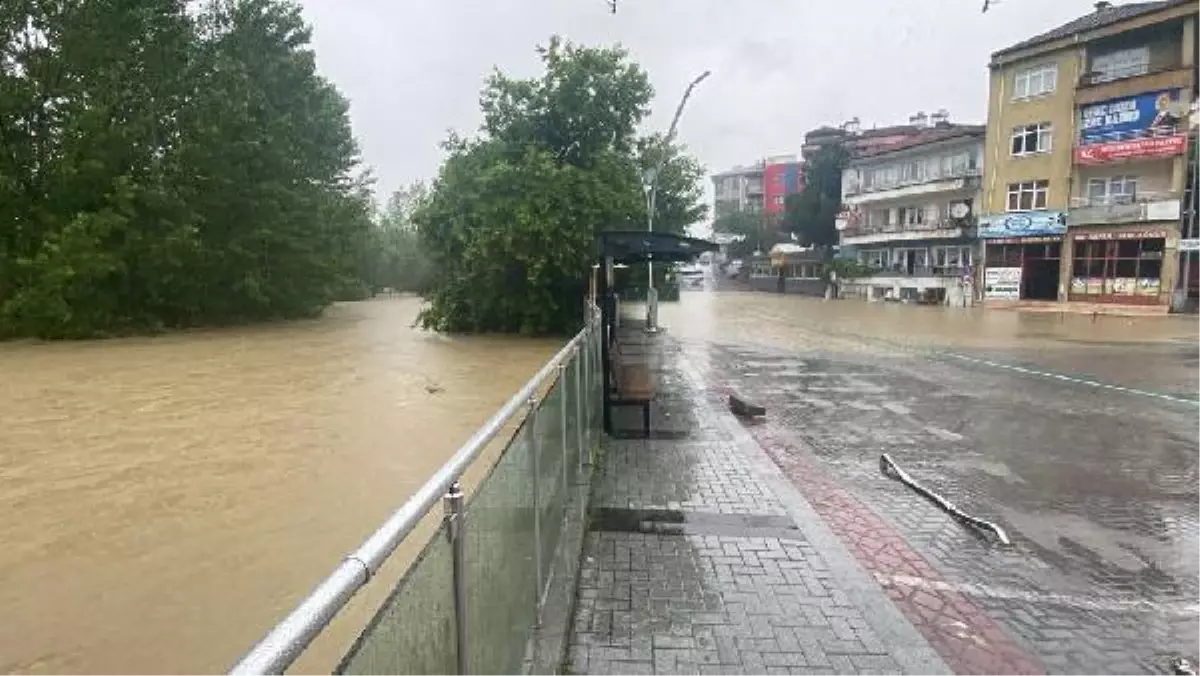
[851,265,971,279]
[844,165,981,197]
[1069,192,1181,226]
[1078,55,1185,87]
[1069,191,1177,208]
[841,218,971,239]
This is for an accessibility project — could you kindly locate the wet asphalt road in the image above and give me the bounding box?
[652,286,1199,673]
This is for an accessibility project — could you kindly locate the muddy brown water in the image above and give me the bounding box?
[1,289,1195,675]
[0,297,559,674]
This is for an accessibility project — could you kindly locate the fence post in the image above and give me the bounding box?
[526,396,543,623]
[575,342,585,473]
[444,481,468,675]
[559,359,569,489]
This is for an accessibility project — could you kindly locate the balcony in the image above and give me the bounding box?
[1068,192,1181,226]
[1077,54,1185,88]
[840,219,971,245]
[843,166,980,200]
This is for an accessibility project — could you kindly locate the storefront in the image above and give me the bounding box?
[1068,228,1172,305]
[978,211,1067,302]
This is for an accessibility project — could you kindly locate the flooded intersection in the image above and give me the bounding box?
[661,290,1199,673]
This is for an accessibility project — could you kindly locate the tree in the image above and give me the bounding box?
[0,0,371,338]
[782,142,849,248]
[713,209,787,260]
[363,182,432,294]
[416,37,706,335]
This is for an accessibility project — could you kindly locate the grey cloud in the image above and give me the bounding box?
[297,0,1100,204]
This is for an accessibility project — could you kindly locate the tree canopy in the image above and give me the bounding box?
[0,0,372,338]
[415,37,707,335]
[782,142,849,248]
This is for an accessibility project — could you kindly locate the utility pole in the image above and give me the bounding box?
[643,69,711,333]
[1181,128,1198,311]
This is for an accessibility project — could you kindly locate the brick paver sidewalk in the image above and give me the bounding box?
[567,329,950,675]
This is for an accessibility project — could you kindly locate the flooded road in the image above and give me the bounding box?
[0,297,558,674]
[658,287,1199,673]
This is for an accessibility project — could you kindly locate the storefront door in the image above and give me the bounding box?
[984,237,1062,301]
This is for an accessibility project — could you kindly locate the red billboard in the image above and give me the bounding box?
[1074,134,1187,164]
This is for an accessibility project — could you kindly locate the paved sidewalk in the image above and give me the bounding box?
[567,328,949,675]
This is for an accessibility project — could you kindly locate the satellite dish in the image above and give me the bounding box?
[950,202,971,219]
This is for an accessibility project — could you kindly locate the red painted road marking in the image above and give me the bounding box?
[751,425,1044,675]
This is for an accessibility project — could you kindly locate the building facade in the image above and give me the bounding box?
[838,124,985,305]
[763,156,803,221]
[980,0,1198,310]
[712,163,764,217]
[713,155,804,224]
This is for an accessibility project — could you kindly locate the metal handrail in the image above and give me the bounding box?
[229,313,597,675]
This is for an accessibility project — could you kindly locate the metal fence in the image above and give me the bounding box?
[229,309,604,675]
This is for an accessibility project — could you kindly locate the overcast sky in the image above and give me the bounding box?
[296,0,1103,211]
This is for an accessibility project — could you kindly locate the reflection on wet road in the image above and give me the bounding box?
[660,290,1199,673]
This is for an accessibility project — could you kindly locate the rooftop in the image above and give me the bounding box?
[992,0,1192,59]
[850,124,985,162]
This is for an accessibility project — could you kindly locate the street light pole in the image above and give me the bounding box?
[643,69,711,333]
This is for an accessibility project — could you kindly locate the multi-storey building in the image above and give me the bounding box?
[980,0,1197,310]
[712,163,764,217]
[712,155,804,223]
[838,123,985,305]
[763,155,803,221]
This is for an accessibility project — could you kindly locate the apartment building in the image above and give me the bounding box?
[838,122,985,306]
[980,0,1198,310]
[712,163,764,217]
[712,155,803,223]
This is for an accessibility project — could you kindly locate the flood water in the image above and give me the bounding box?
[2,288,1196,675]
[0,297,559,674]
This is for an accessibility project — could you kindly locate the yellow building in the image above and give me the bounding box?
[980,0,1197,310]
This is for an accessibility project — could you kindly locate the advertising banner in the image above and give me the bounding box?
[1074,134,1186,164]
[1079,89,1183,143]
[984,267,1022,300]
[978,211,1066,238]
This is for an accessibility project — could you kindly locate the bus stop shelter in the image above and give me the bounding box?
[595,230,718,434]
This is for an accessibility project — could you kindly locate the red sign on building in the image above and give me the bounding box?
[1074,135,1187,164]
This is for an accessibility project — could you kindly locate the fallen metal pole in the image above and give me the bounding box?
[879,453,1011,546]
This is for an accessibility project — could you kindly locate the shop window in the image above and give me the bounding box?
[1070,237,1165,300]
[1006,180,1049,211]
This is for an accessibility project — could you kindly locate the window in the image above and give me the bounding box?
[1071,235,1164,299]
[773,195,785,206]
[1006,180,1049,211]
[860,250,887,268]
[898,206,924,226]
[932,245,972,270]
[1013,64,1057,99]
[1089,47,1150,83]
[1011,123,1053,155]
[1086,176,1137,205]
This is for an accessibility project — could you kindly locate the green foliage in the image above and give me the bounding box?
[416,37,707,335]
[354,182,433,295]
[0,0,371,338]
[825,257,877,282]
[782,142,849,248]
[713,210,788,260]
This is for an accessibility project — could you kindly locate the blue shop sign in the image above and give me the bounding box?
[978,211,1066,238]
[1079,89,1182,144]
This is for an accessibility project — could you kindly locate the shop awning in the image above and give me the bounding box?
[597,230,719,264]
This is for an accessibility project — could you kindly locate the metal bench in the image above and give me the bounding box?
[609,340,656,438]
